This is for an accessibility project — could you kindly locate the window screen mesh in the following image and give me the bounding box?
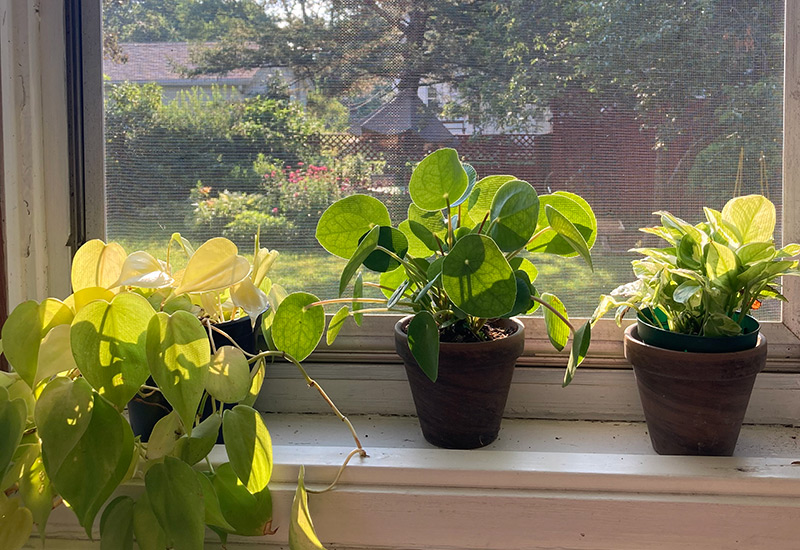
[102,0,784,319]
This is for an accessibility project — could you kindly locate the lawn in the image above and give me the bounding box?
[109,234,636,318]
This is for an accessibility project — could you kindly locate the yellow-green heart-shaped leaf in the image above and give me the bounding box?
[0,387,27,481]
[315,195,391,259]
[100,496,135,550]
[210,463,273,536]
[132,493,168,550]
[2,299,73,388]
[230,278,270,323]
[71,239,127,291]
[175,237,250,295]
[36,324,77,383]
[37,380,134,537]
[65,287,116,313]
[173,413,221,467]
[206,346,251,404]
[145,411,184,461]
[146,311,210,435]
[145,457,205,550]
[195,469,234,532]
[18,445,54,539]
[71,292,155,409]
[223,405,273,494]
[0,495,33,550]
[251,248,279,288]
[289,465,327,550]
[272,293,325,362]
[241,358,265,408]
[441,234,516,318]
[409,148,468,211]
[706,241,739,291]
[114,251,174,288]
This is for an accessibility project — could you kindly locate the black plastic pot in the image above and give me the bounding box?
[394,317,525,449]
[637,309,759,353]
[128,314,261,442]
[624,324,766,456]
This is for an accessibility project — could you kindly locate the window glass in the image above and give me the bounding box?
[102,0,784,319]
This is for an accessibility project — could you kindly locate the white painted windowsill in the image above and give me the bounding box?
[37,414,800,550]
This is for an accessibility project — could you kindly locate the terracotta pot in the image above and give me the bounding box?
[394,316,525,449]
[624,324,767,456]
[128,315,261,442]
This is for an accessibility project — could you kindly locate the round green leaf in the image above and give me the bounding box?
[407,312,439,383]
[541,293,570,352]
[210,463,273,536]
[326,306,350,346]
[528,192,597,257]
[466,175,517,223]
[145,457,205,550]
[488,179,540,251]
[408,203,447,235]
[71,292,155,410]
[399,220,437,257]
[315,195,391,259]
[441,234,516,318]
[409,148,468,211]
[223,405,273,494]
[146,311,210,435]
[100,496,135,550]
[379,266,410,300]
[362,226,409,272]
[206,346,251,403]
[272,293,324,362]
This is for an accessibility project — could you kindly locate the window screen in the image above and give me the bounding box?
[102,0,784,319]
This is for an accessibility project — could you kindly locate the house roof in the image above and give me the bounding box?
[358,89,455,144]
[104,42,259,84]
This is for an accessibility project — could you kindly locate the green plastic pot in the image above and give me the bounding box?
[636,309,759,353]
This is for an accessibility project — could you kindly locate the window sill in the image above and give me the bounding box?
[37,415,800,549]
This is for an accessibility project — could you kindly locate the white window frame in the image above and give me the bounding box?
[2,0,800,424]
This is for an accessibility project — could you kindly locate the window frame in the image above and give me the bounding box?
[2,0,799,422]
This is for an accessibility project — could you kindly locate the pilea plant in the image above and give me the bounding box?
[0,236,364,549]
[315,147,596,386]
[591,194,800,336]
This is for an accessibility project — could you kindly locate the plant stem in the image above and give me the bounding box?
[446,198,454,248]
[255,351,366,453]
[477,212,490,234]
[507,227,554,260]
[306,448,367,494]
[208,323,259,358]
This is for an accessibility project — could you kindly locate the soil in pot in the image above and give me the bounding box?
[624,324,767,456]
[395,317,525,450]
[128,314,261,442]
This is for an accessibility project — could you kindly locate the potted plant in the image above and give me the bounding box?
[0,237,365,549]
[314,148,595,449]
[590,194,800,456]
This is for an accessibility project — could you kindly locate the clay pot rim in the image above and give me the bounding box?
[624,324,767,380]
[394,315,525,349]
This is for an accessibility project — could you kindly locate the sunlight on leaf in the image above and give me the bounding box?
[71,240,127,292]
[289,466,327,550]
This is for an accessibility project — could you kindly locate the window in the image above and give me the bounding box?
[3,0,799,423]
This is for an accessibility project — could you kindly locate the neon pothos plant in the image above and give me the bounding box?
[0,236,364,549]
[592,194,800,336]
[315,148,596,386]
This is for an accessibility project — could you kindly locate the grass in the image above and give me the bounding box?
[110,233,637,318]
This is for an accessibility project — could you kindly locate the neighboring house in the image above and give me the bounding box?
[104,42,308,102]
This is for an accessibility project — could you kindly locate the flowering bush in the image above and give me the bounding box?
[191,154,387,248]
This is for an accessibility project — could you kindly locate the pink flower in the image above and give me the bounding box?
[298,162,304,166]
[271,207,278,214]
